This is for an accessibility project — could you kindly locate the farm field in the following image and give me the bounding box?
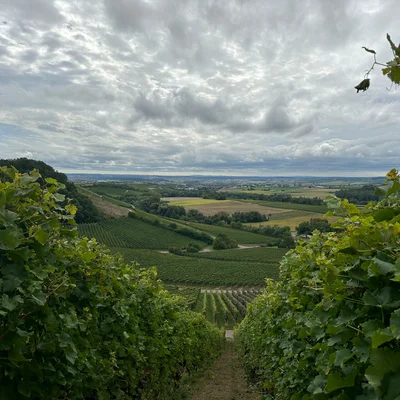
[111,248,281,285]
[186,247,287,263]
[219,186,337,199]
[247,214,338,231]
[163,197,288,216]
[161,197,232,206]
[185,221,275,244]
[194,289,261,328]
[77,186,132,216]
[242,199,328,213]
[79,217,204,249]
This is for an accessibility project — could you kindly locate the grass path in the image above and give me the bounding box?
[190,340,259,400]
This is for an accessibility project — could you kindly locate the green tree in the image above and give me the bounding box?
[213,233,238,250]
[296,217,332,235]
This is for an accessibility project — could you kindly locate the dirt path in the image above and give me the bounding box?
[191,340,259,400]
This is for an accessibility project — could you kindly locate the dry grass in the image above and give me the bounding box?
[164,198,288,216]
[247,214,338,231]
[80,188,131,218]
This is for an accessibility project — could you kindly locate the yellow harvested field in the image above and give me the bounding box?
[162,197,288,216]
[246,214,338,231]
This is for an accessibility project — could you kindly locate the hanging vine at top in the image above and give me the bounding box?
[355,34,400,93]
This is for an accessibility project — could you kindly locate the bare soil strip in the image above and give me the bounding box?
[190,341,260,400]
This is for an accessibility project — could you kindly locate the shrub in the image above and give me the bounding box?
[213,233,238,250]
[0,167,223,399]
[236,169,400,399]
[186,242,201,253]
[168,246,184,255]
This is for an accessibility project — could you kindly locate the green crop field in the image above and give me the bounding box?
[242,199,328,213]
[186,221,274,244]
[111,248,281,286]
[186,247,288,263]
[79,217,204,250]
[193,290,262,328]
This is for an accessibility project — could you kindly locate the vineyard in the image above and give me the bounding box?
[111,248,281,285]
[79,218,204,249]
[162,286,261,328]
[186,246,287,263]
[183,221,274,244]
[194,289,261,328]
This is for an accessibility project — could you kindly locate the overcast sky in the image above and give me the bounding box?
[0,0,399,176]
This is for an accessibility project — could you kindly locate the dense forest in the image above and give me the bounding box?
[335,185,379,204]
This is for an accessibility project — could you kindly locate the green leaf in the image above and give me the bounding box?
[31,291,46,306]
[365,348,400,388]
[390,309,400,338]
[362,320,384,337]
[334,349,353,367]
[54,193,65,203]
[307,375,326,394]
[20,174,38,185]
[1,294,23,311]
[373,208,395,222]
[0,208,19,224]
[9,348,28,363]
[363,287,400,308]
[65,348,78,365]
[0,229,22,250]
[326,368,357,392]
[369,257,395,276]
[371,328,394,349]
[18,381,31,398]
[34,229,48,245]
[45,177,58,185]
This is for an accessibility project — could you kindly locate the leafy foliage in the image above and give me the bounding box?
[0,158,101,223]
[296,218,332,235]
[213,233,238,250]
[236,169,400,399]
[0,167,223,399]
[357,34,400,91]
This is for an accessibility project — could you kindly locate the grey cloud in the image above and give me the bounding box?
[2,0,63,25]
[0,0,399,176]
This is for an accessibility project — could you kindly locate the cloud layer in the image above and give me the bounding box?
[0,0,399,175]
